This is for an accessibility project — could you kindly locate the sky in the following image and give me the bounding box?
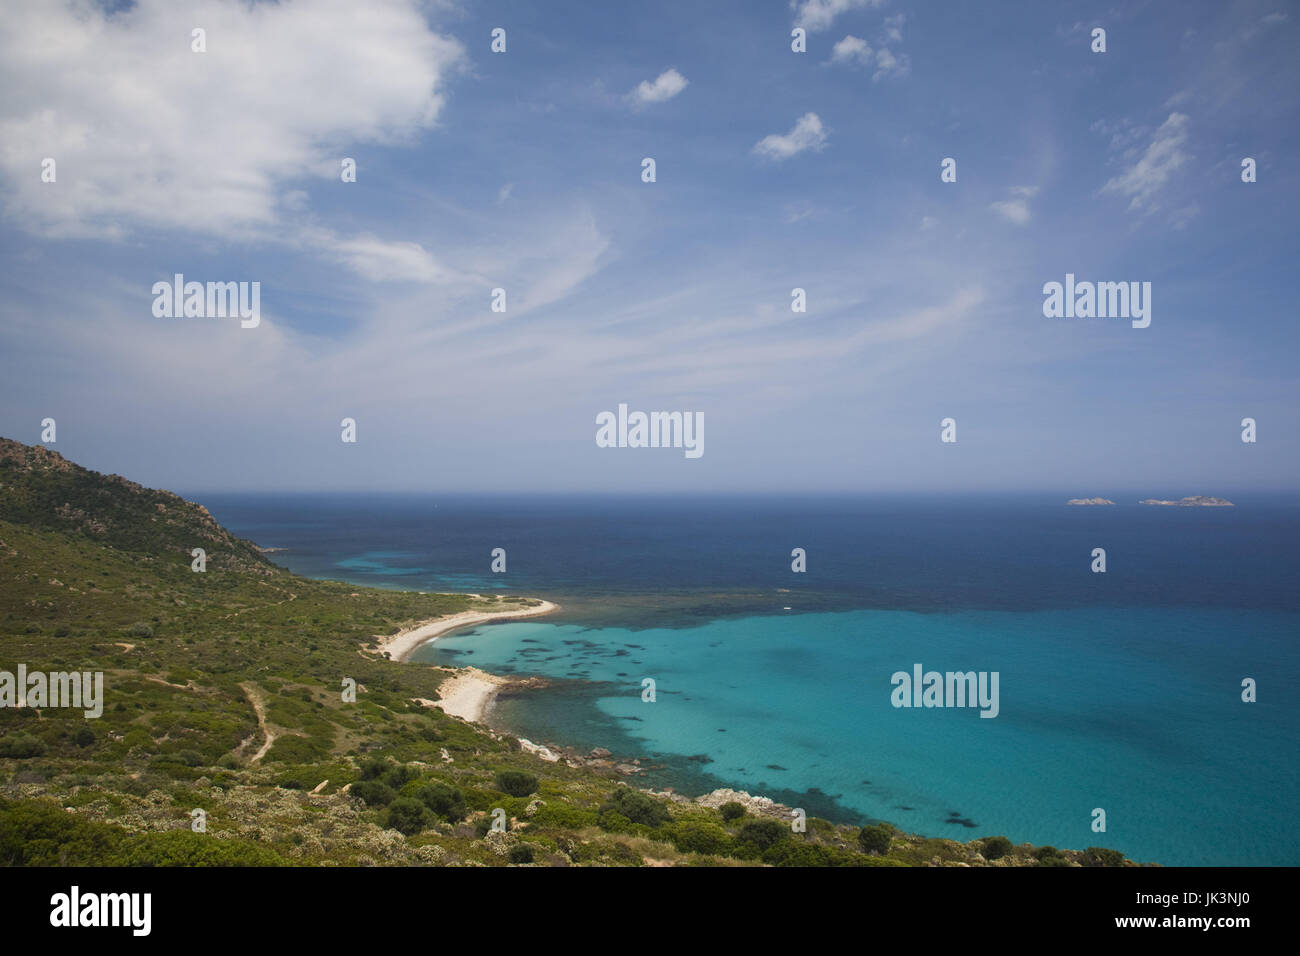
[1,0,1297,493]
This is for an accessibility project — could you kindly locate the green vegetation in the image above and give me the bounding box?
[0,438,1140,867]
[981,835,1013,861]
[858,823,893,855]
[719,801,747,822]
[494,770,538,798]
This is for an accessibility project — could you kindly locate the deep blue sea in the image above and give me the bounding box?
[196,492,1300,866]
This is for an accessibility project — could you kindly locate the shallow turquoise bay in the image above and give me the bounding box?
[416,606,1299,866]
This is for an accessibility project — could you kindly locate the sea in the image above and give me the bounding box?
[195,492,1300,866]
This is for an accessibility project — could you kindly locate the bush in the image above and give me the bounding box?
[736,819,790,853]
[599,788,671,828]
[763,841,864,867]
[127,622,154,639]
[72,726,95,748]
[386,797,431,836]
[381,763,418,790]
[418,781,467,821]
[1084,846,1125,867]
[508,844,535,864]
[719,801,747,822]
[359,756,389,781]
[530,804,600,830]
[670,819,731,855]
[981,835,1013,861]
[350,780,397,808]
[858,823,893,855]
[0,733,47,759]
[494,770,539,798]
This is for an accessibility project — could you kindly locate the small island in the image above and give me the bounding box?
[1138,496,1235,507]
[1066,497,1114,505]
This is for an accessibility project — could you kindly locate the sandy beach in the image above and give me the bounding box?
[374,599,558,663]
[375,599,559,723]
[425,667,512,722]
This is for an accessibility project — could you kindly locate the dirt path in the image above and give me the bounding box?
[238,682,277,763]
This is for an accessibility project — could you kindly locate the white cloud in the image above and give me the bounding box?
[872,47,911,80]
[883,13,905,44]
[498,183,514,204]
[0,0,464,241]
[989,186,1039,225]
[753,113,828,161]
[1101,112,1191,213]
[306,231,463,284]
[792,0,887,33]
[627,68,689,107]
[830,35,873,67]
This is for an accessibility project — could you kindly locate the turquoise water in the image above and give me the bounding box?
[201,493,1300,865]
[415,607,1299,866]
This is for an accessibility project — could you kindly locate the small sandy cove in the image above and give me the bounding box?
[373,600,558,724]
[425,667,512,722]
[374,600,558,663]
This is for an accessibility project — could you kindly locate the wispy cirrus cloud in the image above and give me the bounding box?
[989,186,1040,225]
[1100,112,1192,215]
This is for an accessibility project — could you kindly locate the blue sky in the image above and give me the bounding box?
[1,0,1297,493]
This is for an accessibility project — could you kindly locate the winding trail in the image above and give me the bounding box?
[238,682,277,763]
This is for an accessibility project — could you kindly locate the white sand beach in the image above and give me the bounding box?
[426,667,511,722]
[374,599,558,663]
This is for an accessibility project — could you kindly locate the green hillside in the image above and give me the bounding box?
[0,438,1137,867]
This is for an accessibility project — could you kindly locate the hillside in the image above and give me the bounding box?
[0,439,1138,867]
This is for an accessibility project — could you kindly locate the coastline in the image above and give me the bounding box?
[372,598,559,663]
[375,598,559,723]
[424,666,513,722]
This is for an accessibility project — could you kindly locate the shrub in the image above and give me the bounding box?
[530,804,600,830]
[350,780,397,808]
[127,622,154,639]
[359,756,389,781]
[72,726,95,748]
[508,844,535,864]
[381,763,418,790]
[599,788,671,828]
[0,733,47,758]
[736,819,790,853]
[494,770,539,798]
[763,841,863,867]
[670,819,731,855]
[719,801,747,822]
[386,798,431,836]
[858,823,893,855]
[418,781,467,821]
[1084,846,1125,867]
[981,835,1013,861]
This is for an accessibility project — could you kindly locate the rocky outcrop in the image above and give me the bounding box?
[1066,497,1114,505]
